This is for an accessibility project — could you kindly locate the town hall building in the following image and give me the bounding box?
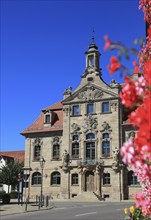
[21,37,141,201]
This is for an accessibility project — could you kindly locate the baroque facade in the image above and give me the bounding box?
[21,37,141,201]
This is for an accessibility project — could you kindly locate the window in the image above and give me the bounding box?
[103,173,110,185]
[72,105,80,116]
[32,172,41,185]
[86,133,95,139]
[102,133,110,157]
[71,174,78,185]
[45,114,50,123]
[53,144,60,159]
[103,133,109,139]
[85,133,95,161]
[87,103,94,114]
[72,143,79,159]
[51,172,61,185]
[34,145,41,160]
[102,102,109,113]
[102,141,110,157]
[86,142,95,160]
[128,171,139,185]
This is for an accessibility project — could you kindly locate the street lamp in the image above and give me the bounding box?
[40,156,45,207]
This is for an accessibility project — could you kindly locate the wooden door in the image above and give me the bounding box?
[85,171,94,192]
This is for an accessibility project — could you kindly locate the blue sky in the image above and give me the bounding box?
[1,0,145,152]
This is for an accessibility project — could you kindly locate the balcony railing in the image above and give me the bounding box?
[77,158,103,166]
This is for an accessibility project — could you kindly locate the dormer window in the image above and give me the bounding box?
[45,114,51,124]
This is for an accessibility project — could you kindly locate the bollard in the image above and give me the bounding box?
[25,198,28,212]
[45,195,49,207]
[38,196,40,209]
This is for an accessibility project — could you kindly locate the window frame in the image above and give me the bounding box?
[72,105,80,116]
[52,144,60,159]
[51,172,61,186]
[128,171,139,185]
[71,173,78,185]
[32,172,41,185]
[101,132,110,157]
[102,101,110,113]
[87,103,94,115]
[72,142,79,159]
[34,145,41,161]
[103,173,110,185]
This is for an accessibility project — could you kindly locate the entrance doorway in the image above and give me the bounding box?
[85,171,94,192]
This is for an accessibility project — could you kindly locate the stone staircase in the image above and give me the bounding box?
[71,192,104,202]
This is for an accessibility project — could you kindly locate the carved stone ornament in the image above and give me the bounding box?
[71,123,79,132]
[101,121,112,132]
[33,137,43,146]
[63,106,71,116]
[112,147,120,171]
[62,149,70,167]
[111,101,118,111]
[52,136,60,144]
[110,79,119,87]
[64,86,72,95]
[78,86,103,101]
[128,131,135,140]
[82,115,98,133]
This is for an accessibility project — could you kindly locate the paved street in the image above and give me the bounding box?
[1,201,134,220]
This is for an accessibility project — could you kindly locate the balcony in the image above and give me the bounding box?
[77,158,103,167]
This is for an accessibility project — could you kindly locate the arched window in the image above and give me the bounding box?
[128,171,139,185]
[32,172,41,185]
[103,173,110,185]
[53,144,60,159]
[86,133,95,139]
[103,133,109,139]
[86,133,95,162]
[51,172,61,185]
[34,145,41,161]
[102,133,110,157]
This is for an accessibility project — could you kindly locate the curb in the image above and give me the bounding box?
[0,205,54,216]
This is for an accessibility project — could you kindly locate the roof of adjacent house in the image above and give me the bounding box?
[21,101,63,135]
[0,151,25,162]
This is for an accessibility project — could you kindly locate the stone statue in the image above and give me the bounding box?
[63,149,70,167]
[113,147,119,163]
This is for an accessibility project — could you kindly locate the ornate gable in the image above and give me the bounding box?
[62,83,118,104]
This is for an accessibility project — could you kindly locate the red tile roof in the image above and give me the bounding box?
[21,101,63,135]
[0,151,25,162]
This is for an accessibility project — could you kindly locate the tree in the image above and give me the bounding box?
[0,160,24,193]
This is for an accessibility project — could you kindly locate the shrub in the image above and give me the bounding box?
[2,193,11,204]
[9,191,18,199]
[0,191,6,200]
